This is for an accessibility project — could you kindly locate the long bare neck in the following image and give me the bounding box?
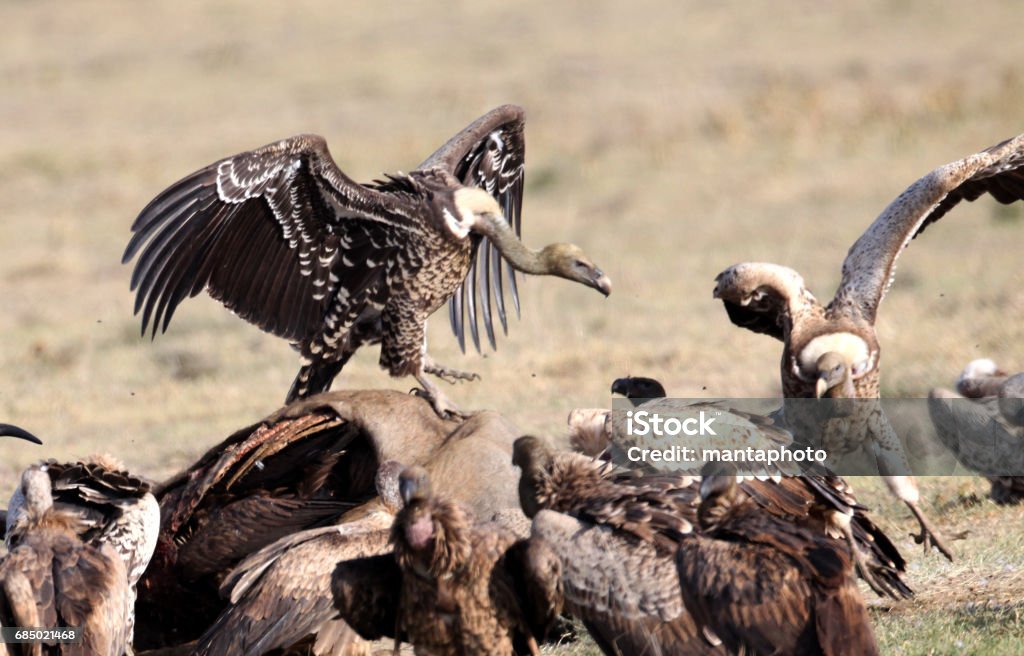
[473,215,549,274]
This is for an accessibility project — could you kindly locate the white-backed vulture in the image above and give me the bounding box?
[331,466,560,656]
[929,359,1024,504]
[713,134,1024,557]
[122,104,611,416]
[0,467,133,656]
[676,463,879,656]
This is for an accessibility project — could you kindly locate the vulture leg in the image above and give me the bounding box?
[413,367,467,419]
[422,355,480,384]
[883,475,954,561]
[874,419,955,561]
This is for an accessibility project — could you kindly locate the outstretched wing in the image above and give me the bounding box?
[713,262,818,342]
[834,133,1024,322]
[123,134,413,342]
[419,105,526,353]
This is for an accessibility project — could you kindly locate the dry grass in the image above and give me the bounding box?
[2,1,1023,652]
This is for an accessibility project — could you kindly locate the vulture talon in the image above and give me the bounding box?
[906,502,954,561]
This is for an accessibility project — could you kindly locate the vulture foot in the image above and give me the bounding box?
[412,372,468,419]
[906,501,954,561]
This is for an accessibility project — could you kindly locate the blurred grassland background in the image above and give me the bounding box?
[1,2,1023,653]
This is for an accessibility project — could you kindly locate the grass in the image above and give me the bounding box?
[2,1,1024,653]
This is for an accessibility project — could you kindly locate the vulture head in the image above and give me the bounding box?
[697,462,739,530]
[0,423,43,444]
[393,466,471,578]
[794,331,877,395]
[511,436,552,519]
[538,243,612,297]
[611,376,667,401]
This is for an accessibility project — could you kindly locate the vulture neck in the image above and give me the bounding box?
[474,215,550,275]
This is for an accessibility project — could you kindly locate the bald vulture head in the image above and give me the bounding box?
[376,460,406,514]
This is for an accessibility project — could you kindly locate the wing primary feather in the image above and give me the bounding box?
[466,255,481,354]
[489,239,509,334]
[480,241,497,350]
[449,283,466,354]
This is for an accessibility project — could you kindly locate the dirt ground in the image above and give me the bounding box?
[2,2,1023,653]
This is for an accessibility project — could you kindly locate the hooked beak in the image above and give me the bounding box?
[814,377,830,399]
[0,423,42,444]
[592,270,612,297]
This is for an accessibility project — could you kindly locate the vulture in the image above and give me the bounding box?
[122,104,611,416]
[331,466,561,656]
[0,467,133,656]
[713,132,1024,558]
[139,389,528,653]
[513,434,726,656]
[676,463,879,656]
[573,384,917,605]
[929,359,1024,504]
[1,425,159,649]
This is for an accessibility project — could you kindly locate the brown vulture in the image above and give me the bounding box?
[676,463,879,656]
[331,466,560,656]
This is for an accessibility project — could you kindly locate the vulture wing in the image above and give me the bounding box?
[194,521,392,656]
[123,134,414,343]
[419,105,526,353]
[833,133,1024,322]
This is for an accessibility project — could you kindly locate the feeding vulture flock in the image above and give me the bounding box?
[2,105,1024,655]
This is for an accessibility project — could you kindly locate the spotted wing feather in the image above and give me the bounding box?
[123,134,411,343]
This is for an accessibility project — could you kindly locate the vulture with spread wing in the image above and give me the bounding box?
[714,132,1024,558]
[123,105,611,416]
[332,466,560,656]
[0,467,134,656]
[929,359,1024,504]
[676,464,879,656]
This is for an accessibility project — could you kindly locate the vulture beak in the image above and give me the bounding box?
[814,377,830,399]
[0,423,43,444]
[592,270,613,297]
